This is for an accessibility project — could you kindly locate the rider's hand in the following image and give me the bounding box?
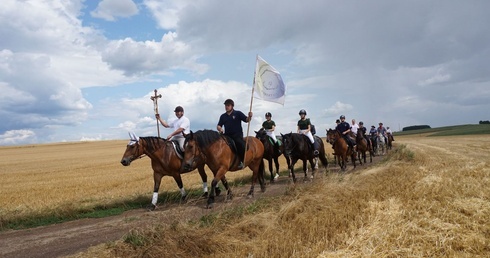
[155,114,160,119]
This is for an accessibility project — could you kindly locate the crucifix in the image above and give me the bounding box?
[150,89,162,137]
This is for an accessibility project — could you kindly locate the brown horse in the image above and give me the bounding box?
[280,133,329,182]
[326,129,356,171]
[356,129,373,164]
[120,132,217,211]
[182,130,265,208]
[387,133,394,150]
[255,128,290,182]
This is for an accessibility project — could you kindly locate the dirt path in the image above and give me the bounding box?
[0,152,385,258]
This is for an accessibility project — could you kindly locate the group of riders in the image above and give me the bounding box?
[334,115,394,155]
[155,98,395,170]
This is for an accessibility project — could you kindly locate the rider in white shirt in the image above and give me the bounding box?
[350,119,359,136]
[155,106,190,151]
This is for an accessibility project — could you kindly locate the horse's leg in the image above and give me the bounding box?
[302,159,308,181]
[357,151,362,165]
[274,156,280,180]
[247,160,265,197]
[207,167,227,209]
[268,158,274,183]
[220,176,230,199]
[171,174,188,202]
[197,166,209,198]
[148,172,163,211]
[289,158,298,183]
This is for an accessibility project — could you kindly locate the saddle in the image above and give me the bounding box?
[169,140,185,159]
[221,135,249,155]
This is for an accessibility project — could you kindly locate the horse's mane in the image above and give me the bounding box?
[190,130,222,148]
[139,137,166,153]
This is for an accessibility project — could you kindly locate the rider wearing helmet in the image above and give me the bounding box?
[217,99,253,169]
[358,121,372,148]
[262,112,281,155]
[335,115,357,153]
[297,109,320,156]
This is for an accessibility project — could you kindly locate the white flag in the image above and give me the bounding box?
[253,55,286,105]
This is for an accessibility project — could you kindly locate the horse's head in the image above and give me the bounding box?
[280,132,294,156]
[120,132,144,166]
[326,129,337,144]
[182,131,202,172]
[255,128,268,142]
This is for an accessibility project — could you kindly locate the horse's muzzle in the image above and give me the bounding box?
[182,163,193,172]
[120,158,132,166]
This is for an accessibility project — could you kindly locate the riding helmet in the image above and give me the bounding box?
[299,109,307,115]
[223,99,234,106]
[359,121,363,125]
[265,112,272,117]
[340,115,345,119]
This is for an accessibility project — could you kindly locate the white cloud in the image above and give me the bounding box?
[0,129,36,145]
[91,0,139,21]
[102,32,208,76]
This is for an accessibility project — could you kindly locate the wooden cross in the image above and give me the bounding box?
[150,89,162,137]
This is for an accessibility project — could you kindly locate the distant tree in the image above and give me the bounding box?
[479,120,490,124]
[402,125,431,131]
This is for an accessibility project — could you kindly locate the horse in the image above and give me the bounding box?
[376,134,387,156]
[120,132,218,211]
[387,133,394,150]
[181,130,266,208]
[356,129,373,164]
[255,128,290,182]
[370,133,378,155]
[326,129,356,171]
[280,133,328,182]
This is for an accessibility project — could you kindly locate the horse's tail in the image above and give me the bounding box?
[319,152,329,168]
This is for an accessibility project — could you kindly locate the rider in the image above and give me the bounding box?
[377,122,388,144]
[386,126,395,141]
[262,112,281,155]
[351,119,359,136]
[336,115,357,153]
[155,106,190,152]
[297,109,319,156]
[358,121,371,146]
[217,99,252,169]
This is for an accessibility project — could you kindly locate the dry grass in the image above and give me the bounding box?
[0,140,255,226]
[80,135,490,257]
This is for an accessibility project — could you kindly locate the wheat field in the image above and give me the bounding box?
[76,134,490,257]
[0,140,257,225]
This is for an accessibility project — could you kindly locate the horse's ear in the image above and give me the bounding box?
[189,130,194,140]
[129,132,138,141]
[254,130,258,134]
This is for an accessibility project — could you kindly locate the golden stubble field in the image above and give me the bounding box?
[0,140,270,223]
[1,135,490,257]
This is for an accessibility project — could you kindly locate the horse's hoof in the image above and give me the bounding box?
[215,188,222,196]
[181,194,188,202]
[146,204,157,211]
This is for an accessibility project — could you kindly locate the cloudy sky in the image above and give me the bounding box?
[1,0,489,145]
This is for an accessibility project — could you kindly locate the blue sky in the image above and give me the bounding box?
[1,0,490,145]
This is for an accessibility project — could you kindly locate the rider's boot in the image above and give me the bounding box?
[275,142,282,155]
[313,140,320,156]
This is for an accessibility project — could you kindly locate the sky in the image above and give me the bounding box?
[1,0,490,146]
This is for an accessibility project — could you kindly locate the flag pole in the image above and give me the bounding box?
[244,55,258,166]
